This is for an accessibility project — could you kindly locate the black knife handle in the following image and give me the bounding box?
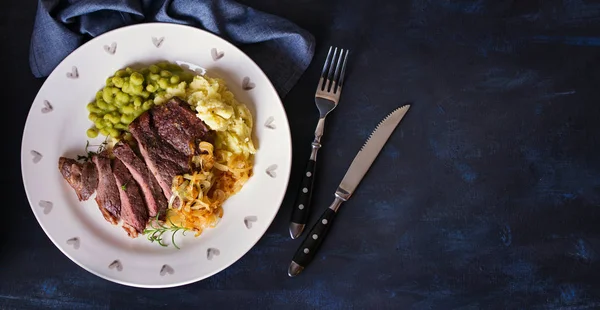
[290,159,317,229]
[289,197,343,276]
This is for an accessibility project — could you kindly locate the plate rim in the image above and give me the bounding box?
[20,22,293,288]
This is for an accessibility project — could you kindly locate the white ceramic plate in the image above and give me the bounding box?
[21,23,292,288]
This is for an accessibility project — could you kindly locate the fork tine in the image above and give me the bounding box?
[326,47,339,81]
[318,47,334,91]
[320,46,334,78]
[331,49,346,92]
[325,47,339,91]
[337,49,349,88]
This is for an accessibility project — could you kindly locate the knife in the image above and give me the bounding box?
[287,104,411,277]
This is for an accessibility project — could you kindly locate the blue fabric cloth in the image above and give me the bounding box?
[29,0,315,97]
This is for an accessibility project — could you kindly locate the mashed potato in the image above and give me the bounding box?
[184,76,256,158]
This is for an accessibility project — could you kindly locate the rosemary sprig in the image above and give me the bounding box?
[143,212,189,249]
[77,137,109,162]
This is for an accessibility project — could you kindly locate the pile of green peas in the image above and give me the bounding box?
[86,62,194,139]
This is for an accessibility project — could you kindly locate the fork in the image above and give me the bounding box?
[289,46,349,239]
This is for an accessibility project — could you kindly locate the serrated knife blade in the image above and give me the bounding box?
[288,104,410,277]
[337,104,410,199]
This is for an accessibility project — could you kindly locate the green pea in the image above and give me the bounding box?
[133,99,142,107]
[114,123,128,130]
[133,109,144,118]
[113,98,126,108]
[131,72,144,86]
[115,69,127,77]
[108,128,120,138]
[158,78,169,89]
[106,103,118,112]
[146,84,157,93]
[95,91,103,100]
[157,62,168,69]
[88,113,100,122]
[127,84,141,95]
[120,114,134,124]
[116,92,130,103]
[142,100,153,110]
[141,68,150,75]
[140,90,150,98]
[105,77,114,87]
[170,75,180,84]
[135,111,145,119]
[160,70,172,78]
[125,67,133,74]
[112,76,124,88]
[96,99,108,110]
[99,128,109,136]
[103,121,114,129]
[121,82,130,94]
[86,127,99,138]
[102,87,115,104]
[87,102,97,112]
[149,65,160,74]
[121,105,135,115]
[149,73,160,81]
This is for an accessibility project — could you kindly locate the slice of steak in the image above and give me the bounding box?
[112,158,149,238]
[152,97,215,155]
[92,153,121,225]
[58,157,98,201]
[113,141,167,220]
[128,112,189,198]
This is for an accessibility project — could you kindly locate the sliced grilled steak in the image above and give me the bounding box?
[113,141,167,220]
[58,157,98,201]
[128,112,189,198]
[152,97,215,154]
[113,158,149,238]
[92,153,121,225]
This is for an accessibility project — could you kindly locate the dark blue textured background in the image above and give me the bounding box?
[4,0,600,309]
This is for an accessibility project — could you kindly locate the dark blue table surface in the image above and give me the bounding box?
[4,0,600,309]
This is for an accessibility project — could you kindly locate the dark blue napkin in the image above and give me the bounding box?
[29,0,315,97]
